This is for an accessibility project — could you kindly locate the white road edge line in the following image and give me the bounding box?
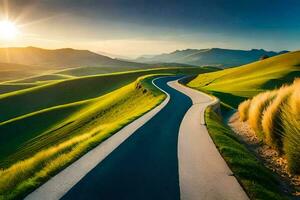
[168,80,249,200]
[25,77,171,200]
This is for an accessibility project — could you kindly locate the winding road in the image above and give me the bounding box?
[25,76,248,200]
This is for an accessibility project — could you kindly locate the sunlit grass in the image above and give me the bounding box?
[205,107,288,200]
[0,75,165,200]
[261,86,293,151]
[238,99,251,121]
[188,51,300,108]
[248,91,276,139]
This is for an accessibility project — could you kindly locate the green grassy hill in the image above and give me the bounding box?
[0,47,148,83]
[0,67,215,123]
[188,51,300,108]
[0,66,215,166]
[0,83,41,95]
[0,62,50,82]
[0,75,165,200]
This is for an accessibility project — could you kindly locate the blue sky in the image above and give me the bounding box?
[1,0,300,57]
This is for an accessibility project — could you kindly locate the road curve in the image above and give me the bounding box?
[25,76,248,200]
[169,80,249,200]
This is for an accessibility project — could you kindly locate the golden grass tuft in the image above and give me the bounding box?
[247,91,276,139]
[238,99,252,121]
[281,79,300,173]
[261,85,293,151]
[281,107,300,174]
[238,78,300,174]
[289,78,300,115]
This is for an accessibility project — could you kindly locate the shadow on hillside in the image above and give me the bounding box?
[262,71,300,90]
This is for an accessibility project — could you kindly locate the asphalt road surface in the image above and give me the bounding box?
[61,76,191,200]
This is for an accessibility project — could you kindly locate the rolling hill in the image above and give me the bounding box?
[0,47,145,69]
[136,48,288,67]
[0,47,150,82]
[0,62,49,82]
[188,50,300,108]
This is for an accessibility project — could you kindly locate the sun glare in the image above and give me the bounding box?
[0,20,19,40]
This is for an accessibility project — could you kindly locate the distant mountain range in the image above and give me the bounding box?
[0,47,144,69]
[135,48,289,67]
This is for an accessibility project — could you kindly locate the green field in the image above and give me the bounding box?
[0,75,164,200]
[205,107,288,200]
[188,51,300,108]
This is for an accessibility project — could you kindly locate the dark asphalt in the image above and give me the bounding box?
[61,76,192,200]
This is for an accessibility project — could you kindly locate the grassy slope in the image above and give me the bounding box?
[188,51,300,108]
[205,108,289,200]
[0,62,49,82]
[0,67,215,167]
[0,66,214,95]
[55,66,135,77]
[11,74,73,83]
[57,66,218,77]
[0,83,42,95]
[0,75,165,200]
[0,66,215,123]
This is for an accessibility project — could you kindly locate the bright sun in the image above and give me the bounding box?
[0,20,19,40]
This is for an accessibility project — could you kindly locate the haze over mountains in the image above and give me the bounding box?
[0,47,149,82]
[0,47,143,69]
[135,48,289,67]
[0,46,290,82]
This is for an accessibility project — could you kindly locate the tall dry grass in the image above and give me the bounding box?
[240,78,300,174]
[282,80,300,173]
[261,85,293,152]
[0,131,93,199]
[238,99,251,121]
[247,91,276,139]
[289,79,300,115]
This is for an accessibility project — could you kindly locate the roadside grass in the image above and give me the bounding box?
[187,51,300,198]
[281,108,300,174]
[281,81,300,174]
[205,107,289,200]
[247,91,276,139]
[238,99,251,121]
[262,86,293,151]
[239,79,300,174]
[0,75,165,200]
